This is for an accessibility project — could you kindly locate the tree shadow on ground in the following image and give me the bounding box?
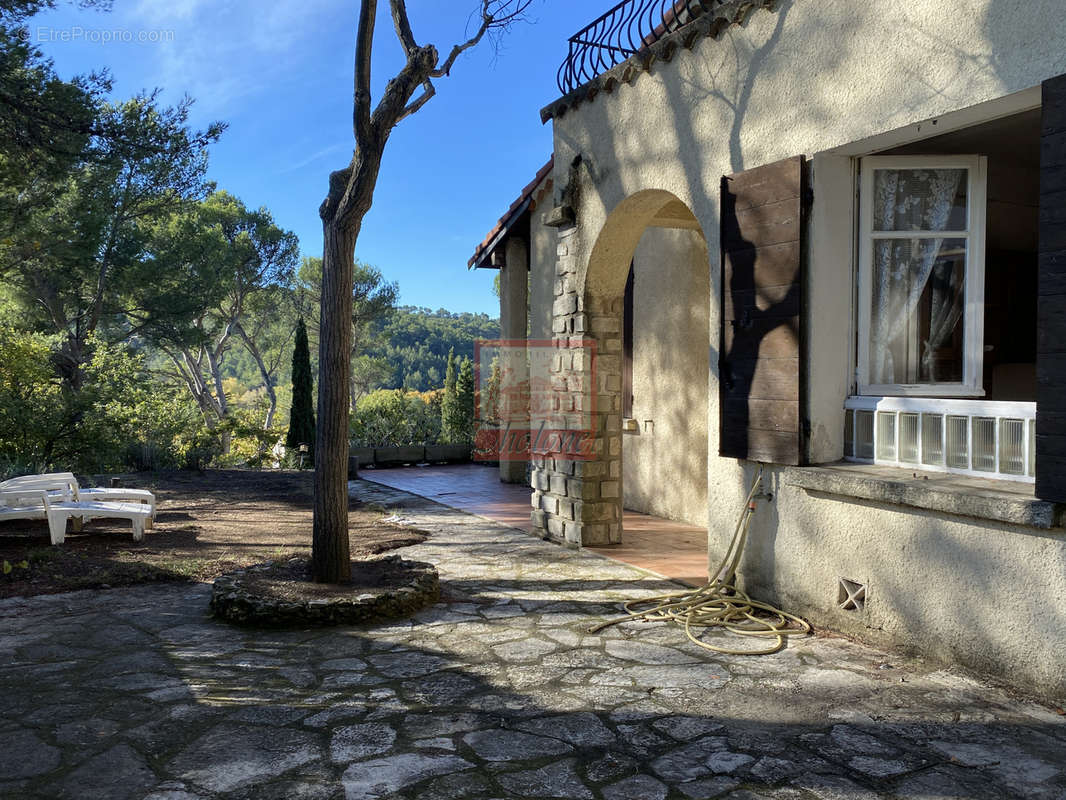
[4,569,1063,800]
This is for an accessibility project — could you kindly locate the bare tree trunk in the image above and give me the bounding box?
[313,221,359,583]
[236,323,280,429]
[206,332,232,419]
[310,0,529,584]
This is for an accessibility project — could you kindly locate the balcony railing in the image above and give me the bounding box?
[557,0,726,95]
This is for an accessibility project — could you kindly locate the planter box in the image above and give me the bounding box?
[373,446,426,467]
[424,444,472,463]
[349,446,375,467]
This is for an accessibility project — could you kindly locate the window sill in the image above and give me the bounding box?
[785,462,1063,529]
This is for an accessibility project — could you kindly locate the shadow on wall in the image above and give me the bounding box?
[718,176,802,463]
[625,225,710,525]
[551,0,1060,520]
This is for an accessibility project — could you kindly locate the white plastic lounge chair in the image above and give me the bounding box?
[0,473,156,529]
[0,473,78,495]
[45,500,152,545]
[0,490,49,525]
[0,488,153,545]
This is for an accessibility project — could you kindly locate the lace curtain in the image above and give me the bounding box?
[869,168,965,384]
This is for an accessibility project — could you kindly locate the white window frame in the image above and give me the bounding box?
[857,155,988,397]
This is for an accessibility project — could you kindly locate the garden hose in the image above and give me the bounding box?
[588,467,811,655]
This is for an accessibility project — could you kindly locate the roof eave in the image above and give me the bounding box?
[469,198,532,270]
[467,157,555,270]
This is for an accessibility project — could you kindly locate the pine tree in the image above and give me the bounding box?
[286,318,315,462]
[440,347,460,443]
[312,1,532,583]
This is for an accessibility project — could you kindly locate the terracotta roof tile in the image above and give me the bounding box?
[468,157,554,269]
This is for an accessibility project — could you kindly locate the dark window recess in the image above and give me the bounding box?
[1037,73,1066,502]
[719,155,807,465]
[623,263,634,418]
[882,110,1042,401]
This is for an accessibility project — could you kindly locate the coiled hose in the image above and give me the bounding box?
[588,467,811,655]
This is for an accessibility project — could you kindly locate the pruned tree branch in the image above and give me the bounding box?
[389,0,418,55]
[432,0,533,78]
[326,0,534,230]
[396,80,435,125]
[353,0,377,149]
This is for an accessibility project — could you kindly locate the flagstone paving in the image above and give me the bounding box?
[1,479,1064,799]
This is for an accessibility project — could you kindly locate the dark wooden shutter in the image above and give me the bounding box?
[1037,75,1066,501]
[719,156,807,465]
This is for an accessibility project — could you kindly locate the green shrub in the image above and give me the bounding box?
[351,389,443,447]
[0,327,65,472]
[0,328,205,473]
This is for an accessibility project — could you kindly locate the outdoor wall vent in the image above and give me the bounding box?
[837,578,867,612]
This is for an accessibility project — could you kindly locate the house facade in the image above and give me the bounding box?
[471,0,1066,698]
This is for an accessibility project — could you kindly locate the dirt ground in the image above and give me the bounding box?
[0,470,427,598]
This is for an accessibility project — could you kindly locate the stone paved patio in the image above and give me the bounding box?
[362,464,709,586]
[1,480,1064,799]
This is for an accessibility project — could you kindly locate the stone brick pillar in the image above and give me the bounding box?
[498,238,529,484]
[529,226,623,547]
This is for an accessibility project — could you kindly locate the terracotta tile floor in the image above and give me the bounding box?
[360,462,708,586]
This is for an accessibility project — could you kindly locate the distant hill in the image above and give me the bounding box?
[369,306,500,392]
[220,304,499,406]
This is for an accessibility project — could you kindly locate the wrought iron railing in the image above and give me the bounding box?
[557,0,725,95]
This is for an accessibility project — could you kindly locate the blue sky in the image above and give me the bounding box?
[30,0,607,316]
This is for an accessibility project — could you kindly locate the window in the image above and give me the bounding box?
[857,156,987,396]
[843,396,1035,482]
[842,110,1041,484]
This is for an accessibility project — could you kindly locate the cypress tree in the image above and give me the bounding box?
[440,347,459,443]
[484,356,502,428]
[286,318,315,459]
[455,357,476,444]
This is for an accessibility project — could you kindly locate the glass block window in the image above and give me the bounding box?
[843,398,1034,483]
[971,417,996,472]
[1029,419,1036,478]
[856,411,875,460]
[921,413,944,466]
[998,418,1026,477]
[946,415,970,469]
[899,413,920,464]
[844,409,855,459]
[876,412,897,461]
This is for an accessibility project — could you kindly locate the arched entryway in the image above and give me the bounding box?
[530,190,709,547]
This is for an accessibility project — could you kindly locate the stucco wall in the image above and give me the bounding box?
[547,0,1066,695]
[529,192,556,342]
[623,227,709,524]
[739,468,1066,694]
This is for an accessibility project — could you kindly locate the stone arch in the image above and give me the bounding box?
[530,189,706,547]
[584,189,702,299]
